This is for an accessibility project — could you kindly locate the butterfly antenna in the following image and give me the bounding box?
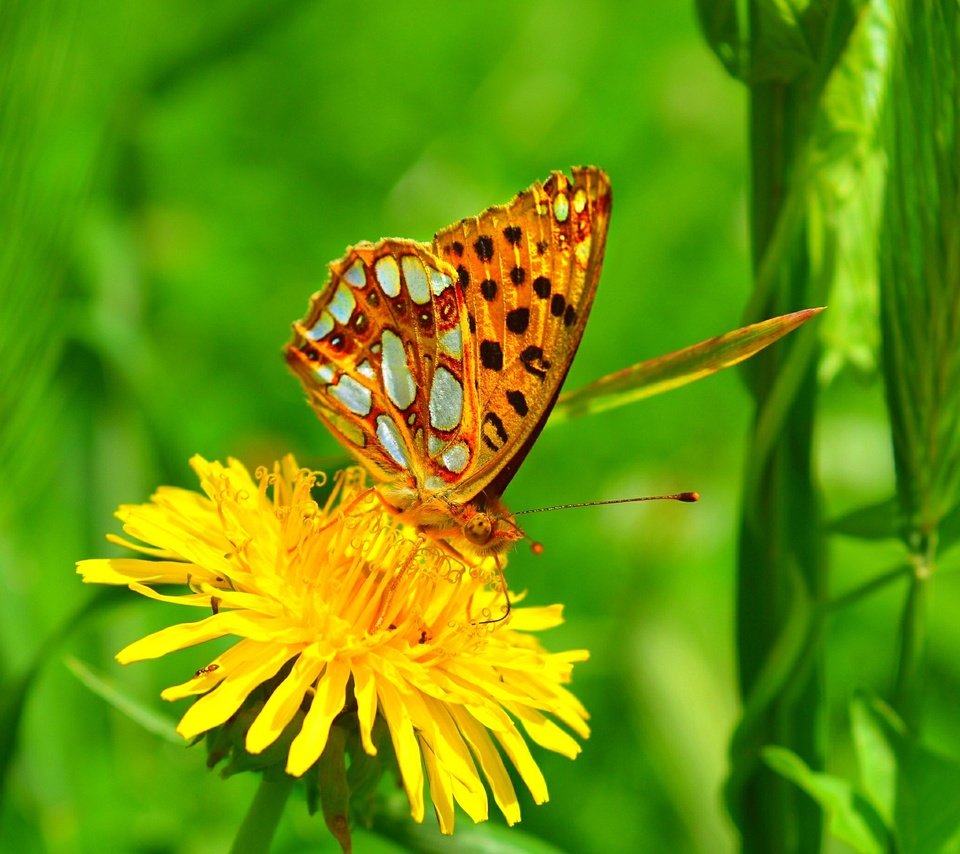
[506,493,698,558]
[514,491,700,516]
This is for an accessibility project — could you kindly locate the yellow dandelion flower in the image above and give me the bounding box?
[77,454,589,835]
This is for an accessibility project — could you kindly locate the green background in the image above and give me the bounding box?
[1,2,933,851]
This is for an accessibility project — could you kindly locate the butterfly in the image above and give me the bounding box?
[285,166,612,558]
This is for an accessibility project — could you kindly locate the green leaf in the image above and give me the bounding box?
[373,790,566,853]
[828,496,900,540]
[850,693,897,824]
[941,500,960,555]
[762,746,890,853]
[346,716,389,826]
[809,0,892,168]
[0,669,37,806]
[551,308,823,424]
[808,0,894,382]
[854,694,960,854]
[695,0,745,78]
[64,656,181,744]
[767,694,960,853]
[751,0,816,83]
[0,0,114,531]
[1,589,126,806]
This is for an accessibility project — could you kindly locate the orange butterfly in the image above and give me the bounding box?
[286,167,611,558]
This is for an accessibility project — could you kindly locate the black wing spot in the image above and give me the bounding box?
[533,276,551,298]
[564,304,577,327]
[506,389,528,417]
[510,265,526,285]
[481,411,509,451]
[468,313,476,333]
[520,345,551,379]
[550,294,566,317]
[474,235,495,262]
[480,340,503,371]
[503,225,522,244]
[480,278,498,301]
[457,264,470,288]
[536,240,549,255]
[452,241,464,256]
[506,308,530,334]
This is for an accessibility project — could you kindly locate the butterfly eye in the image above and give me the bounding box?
[463,514,494,546]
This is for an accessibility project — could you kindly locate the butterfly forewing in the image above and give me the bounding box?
[286,166,611,546]
[432,166,612,500]
[286,239,480,492]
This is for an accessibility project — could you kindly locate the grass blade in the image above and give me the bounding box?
[64,656,181,744]
[551,308,823,424]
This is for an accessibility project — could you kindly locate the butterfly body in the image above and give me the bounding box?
[286,167,611,557]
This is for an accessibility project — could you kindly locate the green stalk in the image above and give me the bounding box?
[229,774,295,854]
[891,549,932,727]
[730,7,830,852]
[878,0,960,728]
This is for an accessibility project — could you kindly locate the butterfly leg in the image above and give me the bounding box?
[334,485,389,519]
[370,547,419,634]
[368,486,408,517]
[422,529,478,564]
[478,554,512,626]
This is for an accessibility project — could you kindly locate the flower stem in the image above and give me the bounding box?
[229,774,295,854]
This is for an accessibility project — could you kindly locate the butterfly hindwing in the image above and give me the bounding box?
[432,166,612,500]
[286,240,481,492]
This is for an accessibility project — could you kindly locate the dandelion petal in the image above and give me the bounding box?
[421,737,456,834]
[450,705,520,825]
[451,772,488,825]
[377,680,425,822]
[351,658,379,756]
[117,612,281,663]
[76,558,195,585]
[510,704,581,758]
[505,604,566,631]
[177,643,296,739]
[247,645,330,755]
[287,658,352,777]
[406,691,481,798]
[490,716,549,805]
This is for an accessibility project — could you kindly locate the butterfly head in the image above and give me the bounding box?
[456,498,526,557]
[377,486,523,557]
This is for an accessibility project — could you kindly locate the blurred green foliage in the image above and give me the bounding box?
[3,1,958,852]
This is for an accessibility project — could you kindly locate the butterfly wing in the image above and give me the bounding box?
[432,166,612,501]
[285,240,480,495]
[286,166,612,513]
